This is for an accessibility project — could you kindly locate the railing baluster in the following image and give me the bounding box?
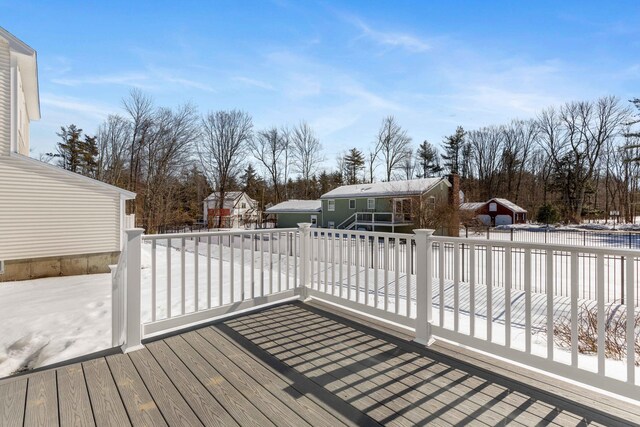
[439,242,445,327]
[207,235,212,309]
[505,246,511,347]
[194,237,199,312]
[240,234,245,299]
[626,254,635,385]
[331,232,335,295]
[218,235,223,305]
[260,233,264,296]
[181,237,186,315]
[286,232,290,291]
[151,239,156,322]
[384,236,389,311]
[597,253,605,376]
[525,248,531,354]
[454,242,460,332]
[348,234,353,300]
[470,243,476,337]
[406,238,412,317]
[546,248,553,360]
[395,238,400,314]
[269,232,274,294]
[167,238,172,319]
[277,232,282,293]
[230,234,235,303]
[362,235,371,306]
[317,230,321,291]
[251,235,256,299]
[324,232,328,294]
[356,233,361,304]
[339,234,344,299]
[373,236,378,308]
[486,244,492,342]
[570,252,578,367]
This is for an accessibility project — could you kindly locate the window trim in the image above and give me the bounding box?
[349,199,356,209]
[367,198,375,210]
[328,199,335,212]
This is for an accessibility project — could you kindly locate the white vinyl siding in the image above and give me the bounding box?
[0,155,123,260]
[0,39,9,156]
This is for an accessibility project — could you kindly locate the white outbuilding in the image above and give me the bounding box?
[0,27,135,281]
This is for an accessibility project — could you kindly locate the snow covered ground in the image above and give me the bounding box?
[0,274,112,376]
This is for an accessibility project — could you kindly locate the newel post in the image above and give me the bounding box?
[297,223,312,299]
[414,229,435,346]
[122,228,145,353]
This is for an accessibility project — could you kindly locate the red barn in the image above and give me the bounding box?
[461,198,527,226]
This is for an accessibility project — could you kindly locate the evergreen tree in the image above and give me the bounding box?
[48,125,99,177]
[415,140,442,178]
[342,148,365,184]
[440,126,465,174]
[239,163,264,202]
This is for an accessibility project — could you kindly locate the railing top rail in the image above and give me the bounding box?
[430,234,640,256]
[313,227,414,239]
[143,227,298,240]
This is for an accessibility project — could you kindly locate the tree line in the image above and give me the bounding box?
[48,89,639,231]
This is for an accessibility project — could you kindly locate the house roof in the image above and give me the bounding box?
[265,200,321,213]
[490,198,527,213]
[461,198,527,213]
[320,177,448,199]
[460,202,485,211]
[205,191,257,204]
[10,153,135,199]
[0,27,40,121]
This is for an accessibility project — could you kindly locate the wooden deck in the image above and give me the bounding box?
[1,302,639,426]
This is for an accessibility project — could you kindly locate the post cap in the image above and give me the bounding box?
[297,223,312,229]
[414,229,435,236]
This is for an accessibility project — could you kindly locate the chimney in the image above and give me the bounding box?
[447,174,460,237]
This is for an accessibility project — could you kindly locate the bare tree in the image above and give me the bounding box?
[249,127,289,203]
[197,110,253,227]
[123,89,154,195]
[538,96,630,222]
[467,125,504,200]
[375,116,412,181]
[290,121,324,197]
[95,114,131,186]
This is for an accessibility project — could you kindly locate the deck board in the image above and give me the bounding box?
[24,370,58,427]
[0,378,27,426]
[57,364,95,427]
[2,301,639,426]
[83,358,132,427]
[128,348,204,427]
[164,334,277,427]
[105,353,167,427]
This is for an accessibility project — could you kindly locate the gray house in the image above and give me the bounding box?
[319,177,453,232]
[265,200,322,228]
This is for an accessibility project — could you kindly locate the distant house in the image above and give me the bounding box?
[265,200,322,228]
[461,198,527,226]
[203,191,258,228]
[320,176,458,233]
[0,28,136,281]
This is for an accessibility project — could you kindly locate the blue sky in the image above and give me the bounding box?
[3,1,639,165]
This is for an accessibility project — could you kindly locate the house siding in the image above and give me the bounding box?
[0,39,9,156]
[0,155,122,260]
[275,212,319,228]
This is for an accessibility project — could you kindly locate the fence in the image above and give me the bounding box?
[114,224,640,400]
[465,226,640,249]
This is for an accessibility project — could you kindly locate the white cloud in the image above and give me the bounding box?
[350,17,430,52]
[40,93,116,119]
[232,76,275,91]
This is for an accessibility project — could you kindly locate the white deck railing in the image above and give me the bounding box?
[114,224,640,400]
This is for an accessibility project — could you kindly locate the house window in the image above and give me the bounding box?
[241,202,246,209]
[349,199,356,209]
[328,200,335,211]
[328,221,335,228]
[367,198,375,210]
[489,202,497,212]
[428,196,436,209]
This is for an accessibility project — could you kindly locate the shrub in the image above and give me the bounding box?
[550,303,640,365]
[536,204,560,224]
